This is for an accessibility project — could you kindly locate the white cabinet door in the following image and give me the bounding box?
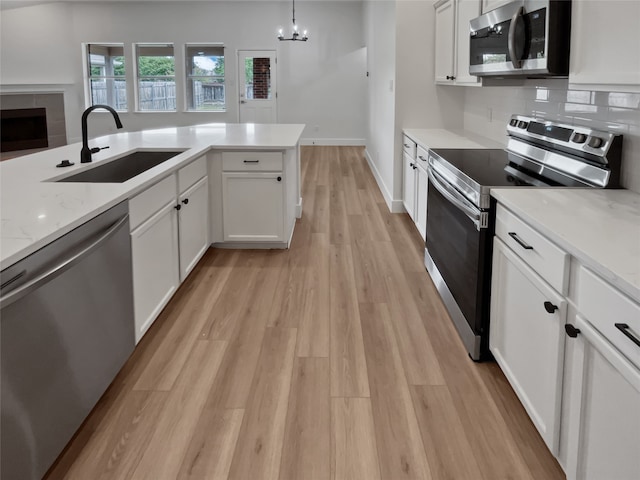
[569,1,640,92]
[490,237,567,454]
[178,176,209,282]
[565,315,640,480]
[222,172,284,242]
[435,0,456,83]
[130,201,180,343]
[455,0,481,85]
[402,152,416,220]
[415,165,428,241]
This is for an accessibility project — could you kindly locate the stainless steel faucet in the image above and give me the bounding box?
[80,104,123,163]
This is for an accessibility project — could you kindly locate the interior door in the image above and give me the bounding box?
[238,50,277,123]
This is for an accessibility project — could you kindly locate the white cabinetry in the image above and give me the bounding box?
[401,135,429,241]
[490,204,569,454]
[563,266,640,480]
[434,0,481,86]
[129,156,209,343]
[569,0,640,92]
[221,151,285,243]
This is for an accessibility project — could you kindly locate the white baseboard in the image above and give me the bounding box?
[363,148,405,213]
[299,138,366,146]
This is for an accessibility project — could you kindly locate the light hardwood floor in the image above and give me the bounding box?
[45,146,565,480]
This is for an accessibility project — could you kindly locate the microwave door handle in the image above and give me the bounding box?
[428,169,483,229]
[508,6,525,69]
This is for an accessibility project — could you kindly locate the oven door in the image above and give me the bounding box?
[425,169,491,360]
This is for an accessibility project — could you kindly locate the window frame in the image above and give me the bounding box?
[83,43,128,112]
[134,43,177,113]
[184,43,226,113]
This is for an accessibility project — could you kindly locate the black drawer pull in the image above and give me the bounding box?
[403,143,411,148]
[544,301,558,314]
[508,232,534,250]
[243,160,260,163]
[418,155,427,162]
[277,176,282,182]
[182,198,189,205]
[565,324,581,338]
[174,204,182,211]
[615,323,640,348]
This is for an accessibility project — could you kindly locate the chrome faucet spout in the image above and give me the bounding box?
[80,105,123,163]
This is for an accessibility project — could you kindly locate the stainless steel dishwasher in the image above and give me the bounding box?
[1,201,135,480]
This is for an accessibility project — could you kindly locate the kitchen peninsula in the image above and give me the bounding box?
[0,122,305,270]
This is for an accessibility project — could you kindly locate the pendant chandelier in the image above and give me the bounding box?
[277,0,309,42]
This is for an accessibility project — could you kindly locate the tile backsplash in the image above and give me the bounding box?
[463,80,640,193]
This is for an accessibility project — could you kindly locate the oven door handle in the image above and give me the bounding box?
[428,169,486,230]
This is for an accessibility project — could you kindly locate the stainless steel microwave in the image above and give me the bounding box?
[469,0,572,77]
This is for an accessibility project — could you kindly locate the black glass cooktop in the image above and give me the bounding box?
[431,148,521,187]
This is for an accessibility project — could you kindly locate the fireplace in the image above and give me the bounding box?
[1,108,49,152]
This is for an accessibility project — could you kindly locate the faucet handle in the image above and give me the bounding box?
[90,146,110,154]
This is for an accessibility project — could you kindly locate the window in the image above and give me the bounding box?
[185,45,225,111]
[86,44,127,111]
[135,44,176,111]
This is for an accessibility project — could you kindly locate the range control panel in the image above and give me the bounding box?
[507,115,622,164]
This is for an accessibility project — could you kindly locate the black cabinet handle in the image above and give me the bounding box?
[182,198,189,205]
[508,232,534,250]
[446,75,456,80]
[403,143,411,148]
[565,324,581,338]
[409,162,414,168]
[544,301,558,314]
[418,155,427,162]
[174,204,182,211]
[243,159,260,163]
[277,176,282,182]
[615,323,640,348]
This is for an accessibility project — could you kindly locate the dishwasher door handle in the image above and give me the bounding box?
[0,214,129,308]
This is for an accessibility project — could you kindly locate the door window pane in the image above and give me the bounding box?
[185,44,225,111]
[87,44,127,111]
[244,57,272,100]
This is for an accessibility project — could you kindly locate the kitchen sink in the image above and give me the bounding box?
[56,150,185,183]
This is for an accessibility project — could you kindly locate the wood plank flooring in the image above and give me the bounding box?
[45,146,564,480]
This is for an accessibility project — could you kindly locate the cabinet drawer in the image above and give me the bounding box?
[402,135,417,158]
[178,156,206,193]
[416,145,429,171]
[495,204,569,293]
[222,151,283,171]
[576,266,640,369]
[129,174,176,231]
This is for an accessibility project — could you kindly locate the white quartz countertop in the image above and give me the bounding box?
[403,128,503,150]
[0,123,305,270]
[491,188,640,304]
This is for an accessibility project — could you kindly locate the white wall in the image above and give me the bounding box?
[463,80,640,193]
[0,1,367,144]
[363,0,397,207]
[363,0,465,211]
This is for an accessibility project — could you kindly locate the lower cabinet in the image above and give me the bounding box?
[490,237,566,454]
[129,156,209,343]
[178,176,209,280]
[402,139,429,241]
[130,201,180,343]
[222,172,284,242]
[565,315,640,480]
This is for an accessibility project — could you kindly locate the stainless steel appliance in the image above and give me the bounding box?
[469,0,572,77]
[1,201,134,480]
[425,115,623,360]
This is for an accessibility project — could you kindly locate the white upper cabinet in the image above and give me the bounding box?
[569,0,640,92]
[434,0,482,86]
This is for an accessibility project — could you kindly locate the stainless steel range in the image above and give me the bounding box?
[425,115,623,360]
